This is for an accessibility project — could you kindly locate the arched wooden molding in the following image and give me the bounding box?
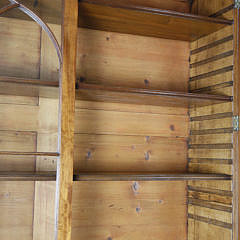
[0,0,62,65]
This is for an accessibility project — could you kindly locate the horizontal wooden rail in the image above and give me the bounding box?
[0,151,60,156]
[0,172,232,181]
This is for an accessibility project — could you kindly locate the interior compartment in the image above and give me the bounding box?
[0,0,236,239]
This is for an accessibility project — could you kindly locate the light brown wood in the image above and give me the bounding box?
[54,1,78,240]
[188,7,234,239]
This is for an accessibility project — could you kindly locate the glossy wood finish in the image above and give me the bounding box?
[54,0,78,240]
[0,172,232,181]
[78,1,232,41]
[77,82,232,107]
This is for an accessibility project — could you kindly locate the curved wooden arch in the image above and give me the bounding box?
[0,0,62,65]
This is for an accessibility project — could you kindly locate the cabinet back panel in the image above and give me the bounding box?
[0,13,189,240]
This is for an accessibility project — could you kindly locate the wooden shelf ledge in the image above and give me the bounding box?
[0,151,60,156]
[76,83,232,107]
[78,0,233,41]
[0,77,232,107]
[0,172,232,181]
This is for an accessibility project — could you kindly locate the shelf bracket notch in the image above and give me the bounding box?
[233,116,239,131]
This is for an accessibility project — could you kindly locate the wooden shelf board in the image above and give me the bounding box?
[0,77,232,106]
[78,0,233,41]
[0,172,231,181]
[0,151,60,156]
[76,83,232,107]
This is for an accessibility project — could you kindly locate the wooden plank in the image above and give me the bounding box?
[77,27,189,92]
[54,1,78,240]
[74,134,187,172]
[0,131,36,171]
[0,182,35,240]
[75,108,189,137]
[192,0,234,18]
[188,218,232,240]
[78,1,232,41]
[191,25,233,51]
[0,76,58,98]
[75,99,188,115]
[72,181,187,239]
[0,17,41,78]
[0,95,38,106]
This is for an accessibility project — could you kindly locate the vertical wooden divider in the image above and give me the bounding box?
[233,7,240,240]
[55,0,78,240]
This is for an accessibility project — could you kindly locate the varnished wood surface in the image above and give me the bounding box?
[0,172,232,181]
[78,1,232,41]
[54,0,78,240]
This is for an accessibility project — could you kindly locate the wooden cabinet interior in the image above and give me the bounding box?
[0,0,237,240]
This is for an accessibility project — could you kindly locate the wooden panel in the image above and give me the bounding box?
[74,134,187,172]
[55,0,78,240]
[192,0,234,18]
[75,108,189,137]
[0,17,41,78]
[188,219,232,240]
[72,181,187,240]
[0,131,36,171]
[0,94,38,106]
[33,182,56,240]
[188,9,234,239]
[0,182,35,240]
[40,23,61,82]
[75,99,188,115]
[77,27,189,92]
[78,1,232,41]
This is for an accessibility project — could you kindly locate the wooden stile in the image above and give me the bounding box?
[54,0,78,240]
